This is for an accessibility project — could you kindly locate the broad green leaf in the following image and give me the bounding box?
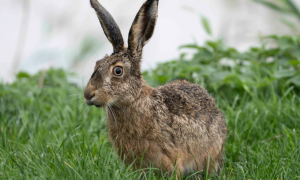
[201,15,212,36]
[252,0,289,13]
[287,75,300,86]
[280,17,296,29]
[179,44,204,50]
[157,75,168,83]
[17,72,31,79]
[289,60,300,66]
[274,70,296,79]
[286,0,300,22]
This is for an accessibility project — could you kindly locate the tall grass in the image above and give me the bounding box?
[1,35,300,179]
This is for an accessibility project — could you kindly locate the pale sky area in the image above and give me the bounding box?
[0,0,299,84]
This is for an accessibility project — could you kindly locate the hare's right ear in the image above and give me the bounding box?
[90,0,125,53]
[128,0,159,55]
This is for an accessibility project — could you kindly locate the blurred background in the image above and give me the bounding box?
[1,0,299,84]
[1,1,300,179]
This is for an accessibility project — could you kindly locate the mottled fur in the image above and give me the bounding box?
[84,0,227,178]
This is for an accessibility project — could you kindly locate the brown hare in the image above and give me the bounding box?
[84,0,227,178]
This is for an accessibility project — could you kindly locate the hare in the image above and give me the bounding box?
[84,0,227,178]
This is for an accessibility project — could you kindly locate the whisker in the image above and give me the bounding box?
[86,106,90,117]
[112,102,130,120]
[79,101,87,107]
[67,97,84,103]
[69,93,83,97]
[113,95,133,107]
[72,100,85,107]
[73,101,87,112]
[108,105,119,136]
[79,104,88,120]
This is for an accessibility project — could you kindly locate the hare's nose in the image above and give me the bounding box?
[84,89,95,101]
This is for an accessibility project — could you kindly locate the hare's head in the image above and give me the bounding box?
[84,0,159,107]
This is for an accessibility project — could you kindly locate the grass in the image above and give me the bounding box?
[0,68,300,179]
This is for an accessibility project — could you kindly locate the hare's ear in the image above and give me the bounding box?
[128,0,159,55]
[90,0,125,53]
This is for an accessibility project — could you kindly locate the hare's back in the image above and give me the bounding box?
[158,80,221,116]
[158,80,227,154]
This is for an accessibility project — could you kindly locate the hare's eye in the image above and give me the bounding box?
[113,67,123,76]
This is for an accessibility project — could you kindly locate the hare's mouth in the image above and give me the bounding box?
[95,104,104,108]
[84,97,104,108]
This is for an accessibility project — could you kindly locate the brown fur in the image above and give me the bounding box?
[84,0,227,178]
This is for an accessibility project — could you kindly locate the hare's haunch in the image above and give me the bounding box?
[84,0,227,177]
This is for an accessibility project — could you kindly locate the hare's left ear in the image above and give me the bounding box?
[128,0,159,55]
[90,0,125,53]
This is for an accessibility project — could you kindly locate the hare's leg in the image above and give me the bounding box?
[209,146,224,175]
[133,153,176,179]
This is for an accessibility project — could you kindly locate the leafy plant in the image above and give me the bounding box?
[253,0,300,28]
[143,35,300,100]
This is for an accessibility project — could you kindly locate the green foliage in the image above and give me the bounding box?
[253,0,300,27]
[254,0,300,19]
[143,35,300,100]
[1,35,300,179]
[201,15,212,36]
[1,69,113,179]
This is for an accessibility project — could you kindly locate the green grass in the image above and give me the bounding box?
[0,68,300,179]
